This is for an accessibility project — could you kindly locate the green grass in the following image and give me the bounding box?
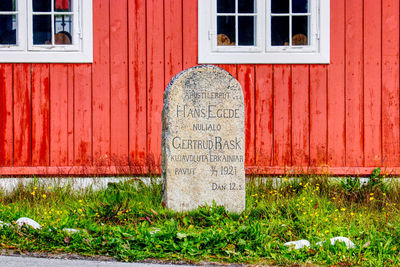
[0,172,399,266]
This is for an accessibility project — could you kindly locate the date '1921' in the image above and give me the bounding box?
[221,166,237,175]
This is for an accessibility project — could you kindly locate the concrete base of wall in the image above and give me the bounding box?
[0,176,396,193]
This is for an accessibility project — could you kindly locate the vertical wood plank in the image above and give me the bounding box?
[50,64,68,166]
[345,0,364,166]
[128,0,147,165]
[67,65,74,165]
[291,65,309,166]
[218,65,237,78]
[327,0,346,167]
[92,0,111,165]
[273,65,292,166]
[382,0,400,166]
[363,0,382,167]
[164,0,183,86]
[310,65,327,165]
[110,0,129,165]
[147,0,165,166]
[74,64,92,165]
[0,65,13,166]
[31,64,50,166]
[255,65,273,167]
[13,64,31,166]
[182,0,198,69]
[237,65,255,166]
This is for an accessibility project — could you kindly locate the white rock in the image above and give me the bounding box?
[149,228,161,235]
[284,240,310,250]
[0,220,11,228]
[330,236,356,248]
[63,228,80,234]
[16,217,42,230]
[317,236,356,249]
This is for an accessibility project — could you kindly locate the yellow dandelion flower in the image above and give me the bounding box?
[370,193,374,196]
[350,212,354,216]
[31,192,36,196]
[48,186,51,189]
[42,194,47,198]
[383,193,386,196]
[340,208,346,211]
[369,197,374,201]
[325,230,329,234]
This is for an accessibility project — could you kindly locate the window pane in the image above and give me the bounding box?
[55,15,72,44]
[271,16,289,46]
[0,15,16,45]
[33,15,52,45]
[217,16,235,46]
[238,16,254,46]
[271,0,289,13]
[33,0,51,12]
[0,0,16,12]
[293,0,308,13]
[217,0,235,13]
[55,0,71,12]
[238,0,254,13]
[292,16,308,45]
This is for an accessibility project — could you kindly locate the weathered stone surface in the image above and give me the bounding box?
[63,228,80,234]
[16,217,41,229]
[162,65,245,213]
[0,221,11,228]
[317,236,356,249]
[283,240,311,250]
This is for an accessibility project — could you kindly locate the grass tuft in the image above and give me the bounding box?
[0,172,399,265]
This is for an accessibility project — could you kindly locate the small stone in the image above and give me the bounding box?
[330,236,356,248]
[283,240,310,250]
[16,217,41,230]
[0,221,11,228]
[149,228,161,235]
[317,236,356,249]
[63,228,80,234]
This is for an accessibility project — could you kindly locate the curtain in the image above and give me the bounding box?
[55,0,69,10]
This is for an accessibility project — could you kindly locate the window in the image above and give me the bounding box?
[0,0,92,63]
[198,0,329,64]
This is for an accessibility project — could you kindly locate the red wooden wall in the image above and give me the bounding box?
[0,0,399,176]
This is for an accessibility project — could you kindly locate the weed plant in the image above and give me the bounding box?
[0,172,399,265]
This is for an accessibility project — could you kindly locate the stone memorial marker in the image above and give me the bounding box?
[162,65,245,213]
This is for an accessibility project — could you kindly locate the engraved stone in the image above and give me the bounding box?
[162,65,245,213]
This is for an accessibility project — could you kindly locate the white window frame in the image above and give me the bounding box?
[198,0,330,64]
[0,0,92,63]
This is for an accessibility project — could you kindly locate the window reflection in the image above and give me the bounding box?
[54,15,72,44]
[0,15,16,45]
[0,0,15,12]
[33,0,51,12]
[33,15,51,45]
